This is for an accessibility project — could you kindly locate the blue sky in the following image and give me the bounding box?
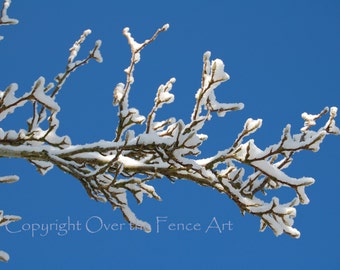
[1,0,339,268]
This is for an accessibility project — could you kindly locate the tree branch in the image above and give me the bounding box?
[1,5,339,265]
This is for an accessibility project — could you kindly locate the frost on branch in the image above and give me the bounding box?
[1,5,340,263]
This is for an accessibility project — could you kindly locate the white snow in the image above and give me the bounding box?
[29,160,53,175]
[296,186,310,204]
[0,0,19,25]
[246,140,263,160]
[330,106,337,117]
[153,118,175,131]
[68,29,92,63]
[1,83,19,106]
[157,78,175,105]
[31,77,60,112]
[191,51,243,121]
[0,251,9,263]
[134,191,144,203]
[5,130,16,140]
[0,83,29,121]
[301,112,317,132]
[121,206,151,232]
[113,83,125,105]
[118,155,145,168]
[83,29,92,36]
[162,23,170,30]
[71,152,116,163]
[0,175,19,183]
[211,59,230,82]
[203,51,211,63]
[123,27,141,51]
[133,52,140,63]
[125,108,145,124]
[92,40,103,63]
[326,106,340,134]
[244,118,262,133]
[251,159,314,187]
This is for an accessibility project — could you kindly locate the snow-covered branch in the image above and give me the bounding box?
[0,0,20,262]
[0,0,17,41]
[0,1,339,261]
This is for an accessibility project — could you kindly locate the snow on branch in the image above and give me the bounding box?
[0,1,20,261]
[0,0,18,40]
[0,3,339,263]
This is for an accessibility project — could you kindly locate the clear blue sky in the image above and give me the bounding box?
[1,0,339,268]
